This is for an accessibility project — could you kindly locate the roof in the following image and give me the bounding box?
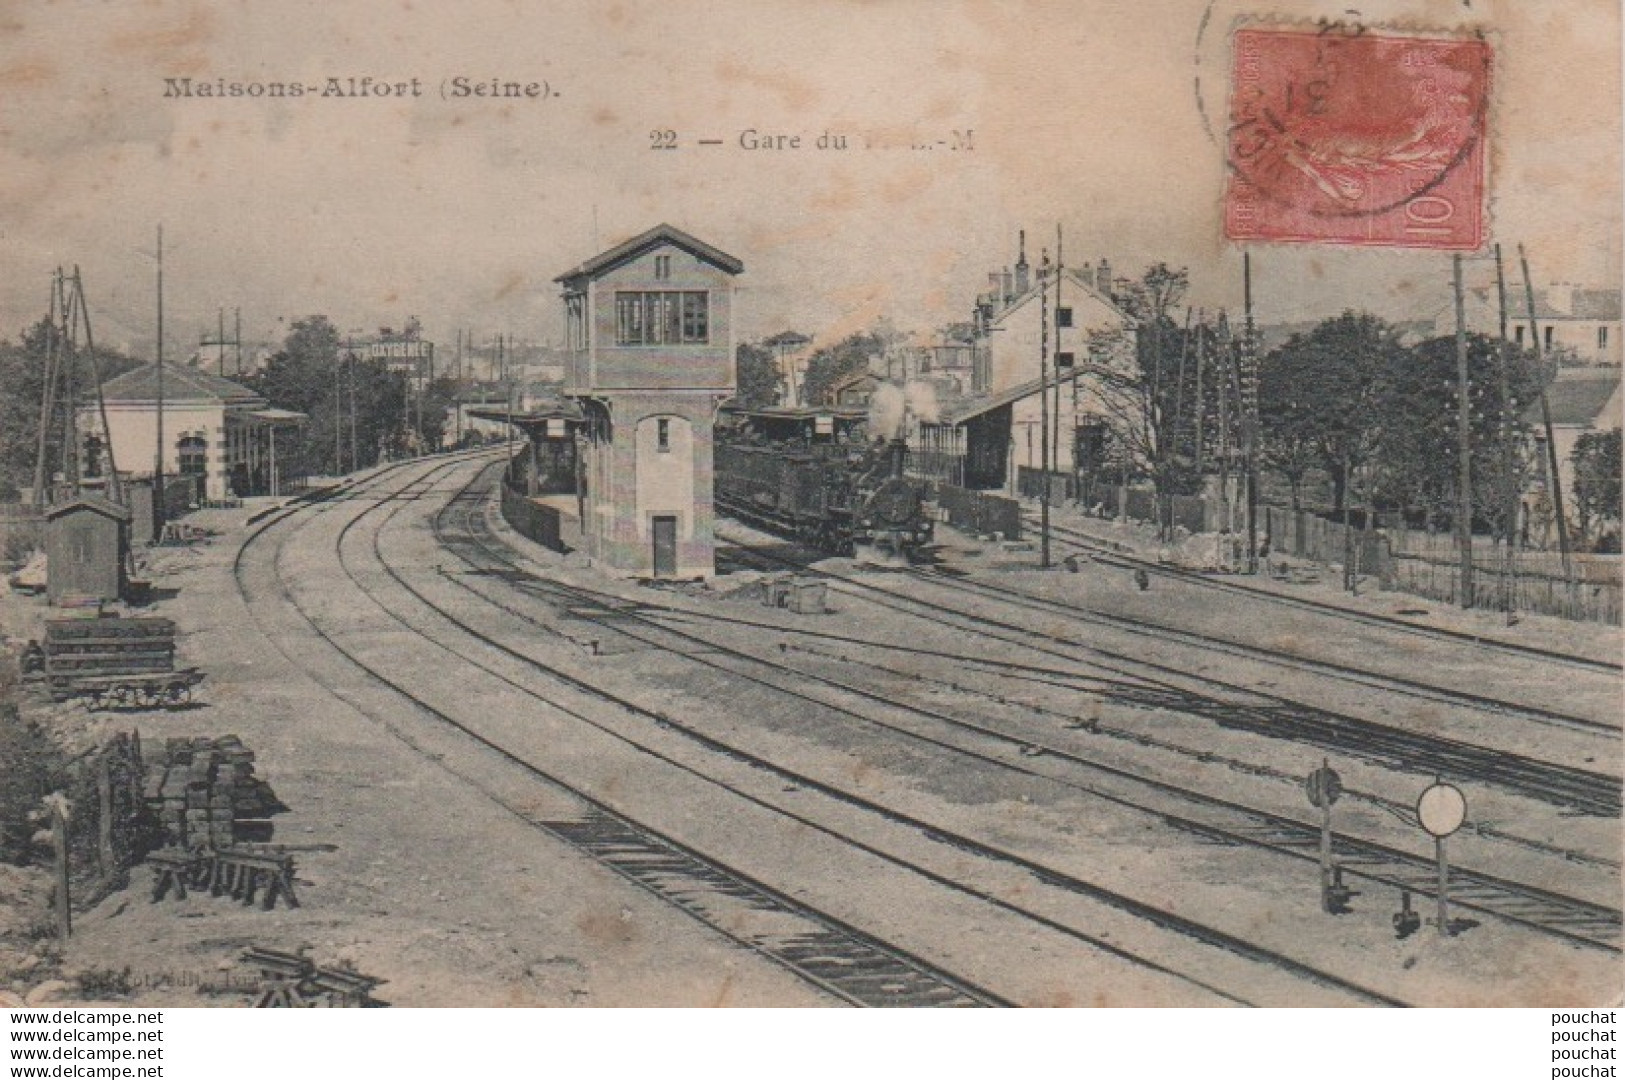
[100,363,265,407]
[247,407,307,425]
[45,494,131,522]
[988,267,1135,330]
[1527,370,1622,427]
[1470,286,1622,323]
[467,399,585,426]
[554,223,744,286]
[938,369,1088,425]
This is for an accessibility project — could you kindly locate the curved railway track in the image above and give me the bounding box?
[431,469,1619,957]
[231,455,1012,1008]
[316,460,1445,1005]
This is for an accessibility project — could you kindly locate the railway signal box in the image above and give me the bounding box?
[555,224,743,578]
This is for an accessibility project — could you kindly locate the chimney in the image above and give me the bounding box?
[1096,258,1112,297]
[1002,267,1014,303]
[1014,230,1030,295]
[1546,282,1574,316]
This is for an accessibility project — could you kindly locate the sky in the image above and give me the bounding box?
[0,0,1619,361]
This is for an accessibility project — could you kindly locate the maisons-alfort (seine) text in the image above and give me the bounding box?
[162,76,550,100]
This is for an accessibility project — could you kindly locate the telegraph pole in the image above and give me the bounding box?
[153,225,166,545]
[1519,245,1577,611]
[1452,255,1474,609]
[1493,245,1519,624]
[1039,242,1052,569]
[1243,252,1260,575]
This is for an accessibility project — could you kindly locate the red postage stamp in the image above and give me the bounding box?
[1224,27,1491,250]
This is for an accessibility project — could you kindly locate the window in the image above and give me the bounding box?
[1600,326,1610,350]
[654,254,672,280]
[681,292,708,342]
[615,291,709,345]
[1056,307,1074,328]
[1515,325,1525,346]
[657,418,671,453]
[1545,325,1554,349]
[1055,351,1076,369]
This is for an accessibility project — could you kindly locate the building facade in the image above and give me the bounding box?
[86,364,305,501]
[916,237,1136,491]
[557,224,742,578]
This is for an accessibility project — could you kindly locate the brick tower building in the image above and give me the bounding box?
[556,224,743,578]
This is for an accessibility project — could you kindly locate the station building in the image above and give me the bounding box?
[914,235,1137,493]
[556,224,743,578]
[86,363,306,501]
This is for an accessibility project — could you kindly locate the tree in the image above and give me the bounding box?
[1088,264,1201,534]
[1572,427,1622,549]
[1385,334,1546,537]
[243,314,414,475]
[735,342,779,407]
[801,330,883,408]
[1257,312,1403,515]
[0,320,141,500]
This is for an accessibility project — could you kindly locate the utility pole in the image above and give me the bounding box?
[235,308,242,375]
[1054,223,1065,526]
[1519,245,1578,612]
[153,225,166,545]
[1216,311,1232,564]
[1243,252,1260,575]
[201,308,242,377]
[1194,314,1206,477]
[75,267,122,506]
[1493,245,1519,624]
[1039,242,1052,569]
[1453,255,1475,609]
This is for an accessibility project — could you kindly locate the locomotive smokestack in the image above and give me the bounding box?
[888,438,907,480]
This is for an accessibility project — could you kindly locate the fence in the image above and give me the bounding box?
[932,483,1022,540]
[501,477,565,553]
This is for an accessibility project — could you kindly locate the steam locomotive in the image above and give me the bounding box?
[714,433,935,559]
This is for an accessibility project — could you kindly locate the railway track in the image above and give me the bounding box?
[918,566,1617,737]
[720,535,1621,817]
[337,464,1437,1005]
[231,456,1010,1008]
[1029,514,1623,676]
[430,471,1620,957]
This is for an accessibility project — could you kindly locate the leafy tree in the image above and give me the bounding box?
[801,330,883,407]
[735,342,780,408]
[0,320,141,499]
[1572,427,1622,549]
[243,315,415,475]
[1385,334,1545,537]
[1088,264,1203,533]
[1258,312,1402,515]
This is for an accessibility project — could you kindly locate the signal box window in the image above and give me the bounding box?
[654,255,672,280]
[615,291,709,345]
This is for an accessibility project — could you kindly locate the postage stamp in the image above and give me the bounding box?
[1224,27,1491,249]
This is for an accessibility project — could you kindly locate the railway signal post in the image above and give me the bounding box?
[1417,779,1468,937]
[1305,759,1345,913]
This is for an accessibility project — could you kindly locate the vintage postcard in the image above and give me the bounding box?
[0,0,1619,1015]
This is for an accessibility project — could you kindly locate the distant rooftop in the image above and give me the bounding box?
[100,363,264,406]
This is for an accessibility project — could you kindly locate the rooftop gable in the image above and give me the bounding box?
[100,363,265,407]
[45,494,131,522]
[554,223,744,287]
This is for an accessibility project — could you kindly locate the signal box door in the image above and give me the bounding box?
[652,516,677,577]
